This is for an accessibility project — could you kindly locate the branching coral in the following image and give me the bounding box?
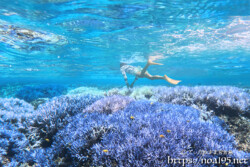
[1,86,249,167]
[0,123,29,167]
[84,95,134,114]
[107,86,155,100]
[13,148,56,167]
[0,98,34,113]
[51,100,248,166]
[0,98,35,132]
[67,86,105,96]
[154,86,249,116]
[107,86,249,119]
[29,95,101,148]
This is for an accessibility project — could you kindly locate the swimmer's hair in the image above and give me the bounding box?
[120,62,127,67]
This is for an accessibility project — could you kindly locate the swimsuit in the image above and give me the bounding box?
[120,65,142,78]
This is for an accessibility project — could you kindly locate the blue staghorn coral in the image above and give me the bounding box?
[154,86,249,114]
[108,86,249,119]
[0,95,101,166]
[12,148,55,167]
[0,123,29,167]
[30,95,101,148]
[50,100,248,166]
[0,98,35,133]
[0,89,249,166]
[84,95,134,114]
[0,98,34,113]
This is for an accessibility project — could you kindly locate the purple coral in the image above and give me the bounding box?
[30,95,101,148]
[52,100,248,166]
[0,123,29,166]
[154,86,249,117]
[84,95,134,114]
[0,98,34,113]
[0,87,248,167]
[0,98,35,133]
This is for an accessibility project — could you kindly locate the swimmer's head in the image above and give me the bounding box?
[120,62,127,68]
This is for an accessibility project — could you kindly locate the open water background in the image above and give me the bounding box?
[0,0,249,87]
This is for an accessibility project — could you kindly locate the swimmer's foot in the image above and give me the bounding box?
[164,75,181,85]
[148,59,163,65]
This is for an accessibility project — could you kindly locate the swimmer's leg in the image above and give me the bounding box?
[144,72,181,85]
[144,72,164,80]
[140,58,163,76]
[124,76,130,88]
[164,75,181,85]
[148,59,163,66]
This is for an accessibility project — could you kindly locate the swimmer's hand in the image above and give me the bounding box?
[164,75,181,85]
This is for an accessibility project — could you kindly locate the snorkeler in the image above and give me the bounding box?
[120,55,181,88]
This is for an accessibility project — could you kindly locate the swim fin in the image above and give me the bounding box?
[164,75,181,85]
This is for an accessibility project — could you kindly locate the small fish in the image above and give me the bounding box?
[167,130,171,133]
[102,149,108,153]
[150,102,153,105]
[159,135,165,138]
[45,138,50,142]
[130,116,135,120]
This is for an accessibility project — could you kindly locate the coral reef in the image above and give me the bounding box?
[0,123,29,167]
[51,101,248,166]
[106,86,155,100]
[30,98,49,110]
[107,86,249,120]
[13,148,55,167]
[107,86,250,152]
[0,98,34,113]
[29,95,101,148]
[0,86,249,166]
[0,98,35,132]
[84,95,134,114]
[15,84,67,102]
[219,115,250,152]
[154,86,249,116]
[108,86,249,114]
[67,86,105,96]
[153,86,250,152]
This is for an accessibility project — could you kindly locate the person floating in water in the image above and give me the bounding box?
[120,55,181,88]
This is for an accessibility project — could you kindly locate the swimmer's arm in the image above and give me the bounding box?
[121,70,130,88]
[124,76,130,88]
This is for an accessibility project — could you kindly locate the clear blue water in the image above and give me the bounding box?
[0,0,249,87]
[0,1,249,166]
